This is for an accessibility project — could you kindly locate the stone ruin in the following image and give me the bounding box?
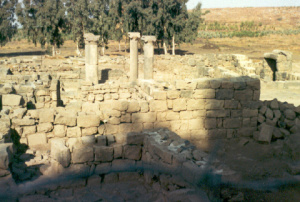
[0,33,300,200]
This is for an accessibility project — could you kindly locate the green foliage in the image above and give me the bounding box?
[0,0,17,46]
[17,0,66,49]
[64,0,90,49]
[198,28,300,39]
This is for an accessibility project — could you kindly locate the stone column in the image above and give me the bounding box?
[84,33,100,84]
[128,32,141,82]
[141,36,156,80]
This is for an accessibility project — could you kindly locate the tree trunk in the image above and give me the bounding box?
[125,37,127,53]
[172,35,175,55]
[101,37,105,56]
[102,46,105,56]
[52,45,55,57]
[119,40,121,52]
[163,41,167,55]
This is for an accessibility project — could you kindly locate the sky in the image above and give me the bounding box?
[186,0,300,9]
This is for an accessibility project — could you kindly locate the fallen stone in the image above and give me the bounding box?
[258,123,274,143]
[284,109,296,120]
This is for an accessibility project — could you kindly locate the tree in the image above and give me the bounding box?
[109,0,124,52]
[0,0,17,46]
[180,2,202,45]
[17,0,66,56]
[147,0,189,55]
[89,0,111,55]
[64,0,90,53]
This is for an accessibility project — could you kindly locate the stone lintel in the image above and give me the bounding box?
[84,33,100,42]
[128,32,141,40]
[141,36,156,43]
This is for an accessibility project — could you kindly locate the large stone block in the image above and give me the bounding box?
[132,112,156,123]
[165,111,180,121]
[2,94,22,106]
[216,89,234,100]
[257,123,274,143]
[72,146,94,163]
[0,143,13,169]
[193,89,215,99]
[82,102,100,113]
[206,110,230,118]
[54,114,77,126]
[37,123,53,133]
[127,100,141,113]
[111,100,128,111]
[27,133,47,147]
[94,146,114,162]
[234,89,253,101]
[123,145,142,160]
[149,100,168,112]
[205,100,224,110]
[53,125,66,137]
[51,139,71,168]
[39,109,54,123]
[12,118,35,126]
[125,132,144,145]
[82,127,98,136]
[173,99,187,111]
[187,99,205,110]
[67,127,81,137]
[77,115,100,127]
[189,119,205,130]
[242,109,258,118]
[223,118,242,129]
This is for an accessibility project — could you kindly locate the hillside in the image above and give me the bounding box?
[202,7,300,28]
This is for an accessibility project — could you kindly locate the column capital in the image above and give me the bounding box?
[128,32,141,40]
[84,33,100,43]
[141,36,156,43]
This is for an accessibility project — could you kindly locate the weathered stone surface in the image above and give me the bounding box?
[37,123,53,133]
[173,99,187,111]
[194,89,215,99]
[126,132,144,145]
[51,139,71,168]
[270,99,279,109]
[11,108,27,119]
[54,114,77,126]
[27,133,47,147]
[94,146,113,162]
[223,118,242,129]
[2,94,22,106]
[72,146,94,163]
[123,145,142,160]
[257,123,274,143]
[12,118,35,126]
[82,127,98,136]
[149,100,168,112]
[67,127,81,138]
[53,125,66,137]
[186,99,205,110]
[77,115,100,127]
[284,109,296,120]
[81,135,96,145]
[284,133,300,160]
[216,89,234,100]
[39,109,54,123]
[132,112,156,123]
[205,100,224,110]
[265,108,273,119]
[0,143,13,169]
